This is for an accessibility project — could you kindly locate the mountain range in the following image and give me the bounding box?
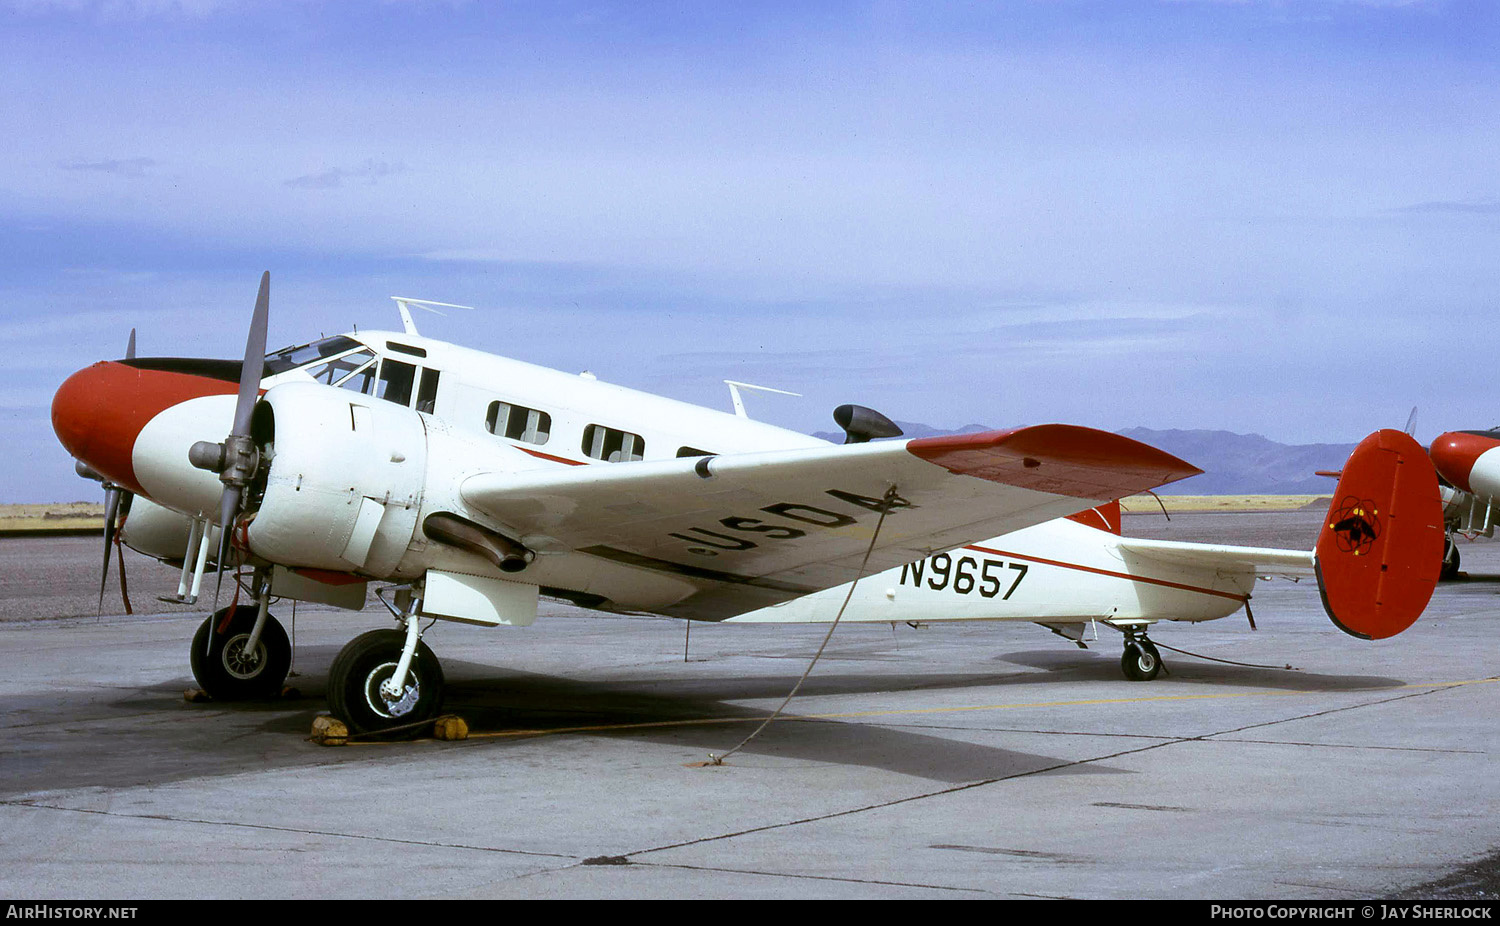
[813,423,1357,495]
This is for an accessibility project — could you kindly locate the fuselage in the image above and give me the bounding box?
[53,327,1250,626]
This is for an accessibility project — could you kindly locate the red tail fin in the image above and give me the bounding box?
[1314,429,1444,639]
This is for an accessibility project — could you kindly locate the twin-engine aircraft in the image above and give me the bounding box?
[51,274,1446,736]
[1428,429,1500,576]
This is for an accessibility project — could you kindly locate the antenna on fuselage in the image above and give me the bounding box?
[390,297,475,337]
[723,380,802,420]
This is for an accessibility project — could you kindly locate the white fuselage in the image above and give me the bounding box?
[121,328,1256,628]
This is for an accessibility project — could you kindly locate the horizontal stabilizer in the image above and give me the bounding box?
[1313,429,1444,640]
[1116,537,1315,579]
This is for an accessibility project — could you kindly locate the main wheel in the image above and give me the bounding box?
[1441,537,1461,580]
[1121,640,1161,682]
[327,629,445,739]
[190,605,291,700]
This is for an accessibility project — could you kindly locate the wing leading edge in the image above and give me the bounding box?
[461,425,1201,620]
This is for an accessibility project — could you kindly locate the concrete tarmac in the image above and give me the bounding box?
[1,511,1497,899]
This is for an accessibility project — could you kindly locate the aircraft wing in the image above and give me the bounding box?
[461,425,1201,619]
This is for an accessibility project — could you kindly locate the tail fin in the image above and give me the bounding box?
[1314,429,1444,639]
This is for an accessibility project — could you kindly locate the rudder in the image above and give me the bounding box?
[1314,429,1444,639]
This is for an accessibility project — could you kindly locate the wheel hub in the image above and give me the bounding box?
[221,635,266,679]
[365,662,421,718]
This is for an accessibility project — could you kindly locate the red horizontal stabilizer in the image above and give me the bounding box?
[1314,429,1444,640]
[907,425,1202,500]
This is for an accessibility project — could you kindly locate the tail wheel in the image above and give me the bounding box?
[327,629,445,740]
[1121,640,1161,682]
[190,605,291,700]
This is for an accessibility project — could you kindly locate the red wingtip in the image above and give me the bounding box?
[1315,429,1444,640]
[907,425,1202,500]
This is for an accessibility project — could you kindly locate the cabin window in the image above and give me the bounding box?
[306,349,375,386]
[487,401,552,445]
[676,446,714,458]
[416,369,441,414]
[377,359,416,406]
[582,424,645,462]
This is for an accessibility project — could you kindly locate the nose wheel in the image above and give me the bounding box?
[1120,633,1163,682]
[190,605,291,699]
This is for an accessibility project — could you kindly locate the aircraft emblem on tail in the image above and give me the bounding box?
[1328,496,1381,556]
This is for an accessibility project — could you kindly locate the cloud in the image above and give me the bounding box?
[284,159,407,190]
[57,157,157,178]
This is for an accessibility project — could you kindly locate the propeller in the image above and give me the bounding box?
[187,272,271,608]
[94,328,138,614]
[97,482,134,614]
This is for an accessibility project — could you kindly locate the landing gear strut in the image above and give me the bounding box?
[1440,535,1461,581]
[328,587,445,739]
[1120,630,1163,682]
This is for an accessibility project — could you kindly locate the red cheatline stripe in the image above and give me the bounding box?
[519,447,589,466]
[964,543,1248,603]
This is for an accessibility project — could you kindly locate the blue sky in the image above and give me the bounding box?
[4,0,1498,502]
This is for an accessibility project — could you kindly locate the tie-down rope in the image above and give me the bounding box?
[703,485,901,766]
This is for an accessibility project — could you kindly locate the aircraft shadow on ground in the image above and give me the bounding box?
[995,648,1406,693]
[1,636,1413,800]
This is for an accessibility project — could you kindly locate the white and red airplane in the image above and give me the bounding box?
[52,274,1446,737]
[1428,429,1500,575]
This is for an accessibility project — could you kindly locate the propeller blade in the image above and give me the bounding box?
[125,328,136,361]
[1404,406,1418,437]
[98,485,121,613]
[211,480,244,611]
[233,272,270,439]
[211,272,268,609]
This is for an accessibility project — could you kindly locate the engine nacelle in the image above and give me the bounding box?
[121,495,213,565]
[246,382,429,576]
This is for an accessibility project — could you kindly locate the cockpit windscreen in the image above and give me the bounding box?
[263,335,362,375]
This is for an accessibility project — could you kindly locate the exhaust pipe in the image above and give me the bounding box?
[423,512,535,573]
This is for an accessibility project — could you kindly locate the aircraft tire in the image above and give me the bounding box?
[327,629,445,740]
[1121,640,1161,682]
[190,606,291,700]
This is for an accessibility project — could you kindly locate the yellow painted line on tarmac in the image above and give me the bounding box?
[449,675,1499,742]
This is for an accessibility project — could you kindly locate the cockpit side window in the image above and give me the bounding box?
[377,359,417,406]
[306,349,375,385]
[264,335,361,375]
[416,368,440,414]
[338,364,376,395]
